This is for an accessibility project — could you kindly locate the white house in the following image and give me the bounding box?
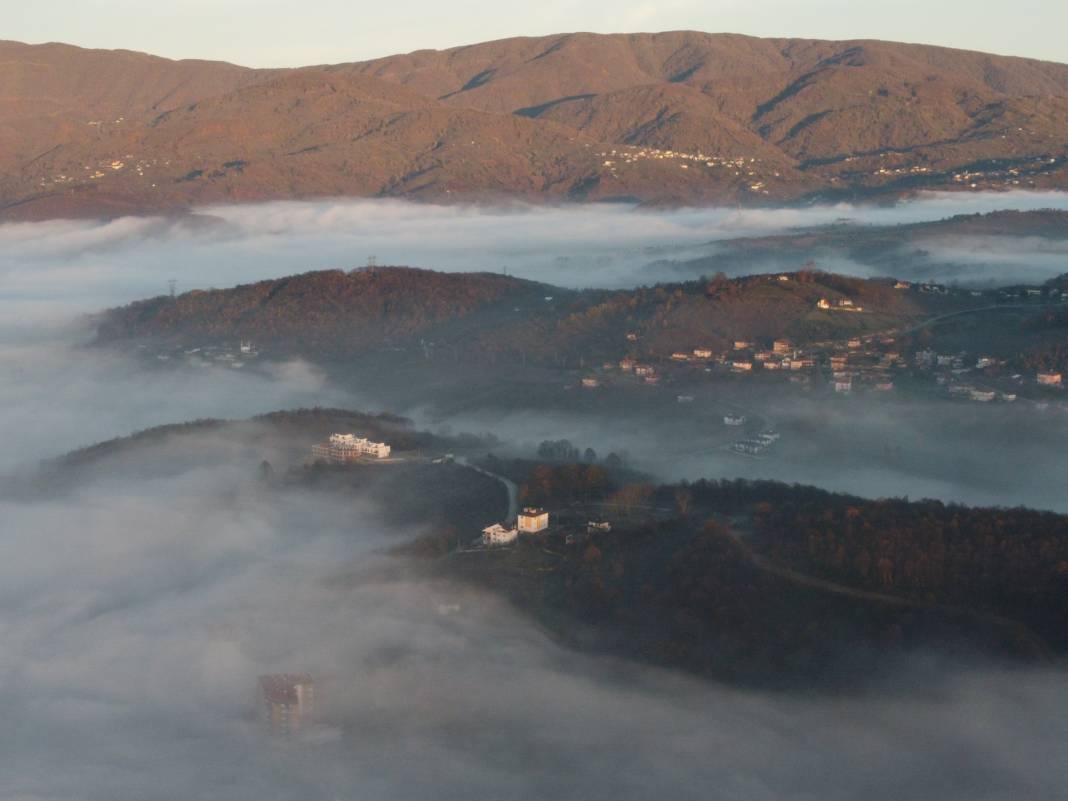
[482,524,518,547]
[518,507,550,533]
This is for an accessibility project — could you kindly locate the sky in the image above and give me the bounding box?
[2,0,1066,67]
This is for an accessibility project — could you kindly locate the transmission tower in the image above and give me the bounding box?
[367,255,378,268]
[168,279,177,299]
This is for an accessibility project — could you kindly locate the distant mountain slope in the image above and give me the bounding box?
[0,40,269,170]
[658,209,1068,283]
[3,32,1068,219]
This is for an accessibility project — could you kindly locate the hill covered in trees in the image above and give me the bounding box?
[23,408,1068,688]
[3,32,1068,219]
[93,265,956,367]
[440,467,1068,687]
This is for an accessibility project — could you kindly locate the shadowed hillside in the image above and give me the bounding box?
[94,265,953,366]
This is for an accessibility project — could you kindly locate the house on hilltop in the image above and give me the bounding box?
[518,507,550,533]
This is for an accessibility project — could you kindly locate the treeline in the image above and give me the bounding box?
[673,478,1068,649]
[497,471,1068,655]
[94,267,540,353]
[457,512,1035,689]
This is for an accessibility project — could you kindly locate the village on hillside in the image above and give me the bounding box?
[579,276,1068,411]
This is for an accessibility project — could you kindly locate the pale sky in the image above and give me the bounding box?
[3,0,1065,67]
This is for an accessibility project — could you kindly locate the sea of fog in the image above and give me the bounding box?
[4,191,1068,329]
[4,192,1068,500]
[4,441,1067,801]
[4,193,1068,800]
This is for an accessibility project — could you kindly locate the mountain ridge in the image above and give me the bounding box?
[3,31,1068,220]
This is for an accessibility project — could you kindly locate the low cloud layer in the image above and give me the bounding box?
[4,194,1068,798]
[3,434,1068,801]
[415,389,1068,513]
[3,192,1068,308]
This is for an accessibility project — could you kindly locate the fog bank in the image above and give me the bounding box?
[3,434,1067,801]
[3,193,1068,309]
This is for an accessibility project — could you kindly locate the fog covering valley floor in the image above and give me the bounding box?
[5,195,1068,800]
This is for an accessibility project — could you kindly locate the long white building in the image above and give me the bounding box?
[311,433,392,462]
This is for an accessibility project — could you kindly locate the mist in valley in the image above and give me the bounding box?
[4,192,1068,309]
[4,194,1068,799]
[4,424,1068,801]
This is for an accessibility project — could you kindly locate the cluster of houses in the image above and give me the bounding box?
[912,349,1065,401]
[816,297,865,312]
[146,340,259,370]
[480,508,616,549]
[590,313,1067,404]
[595,146,778,192]
[39,152,169,190]
[729,429,781,457]
[481,507,550,547]
[948,156,1061,190]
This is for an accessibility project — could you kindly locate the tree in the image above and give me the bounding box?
[257,460,275,484]
[674,487,693,518]
[610,484,654,518]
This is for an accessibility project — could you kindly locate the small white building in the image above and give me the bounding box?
[518,507,550,534]
[482,524,518,547]
[724,413,746,426]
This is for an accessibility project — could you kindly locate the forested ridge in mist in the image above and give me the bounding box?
[93,262,1068,378]
[23,412,1068,690]
[92,265,947,362]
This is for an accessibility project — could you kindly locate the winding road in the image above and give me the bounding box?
[458,456,519,521]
